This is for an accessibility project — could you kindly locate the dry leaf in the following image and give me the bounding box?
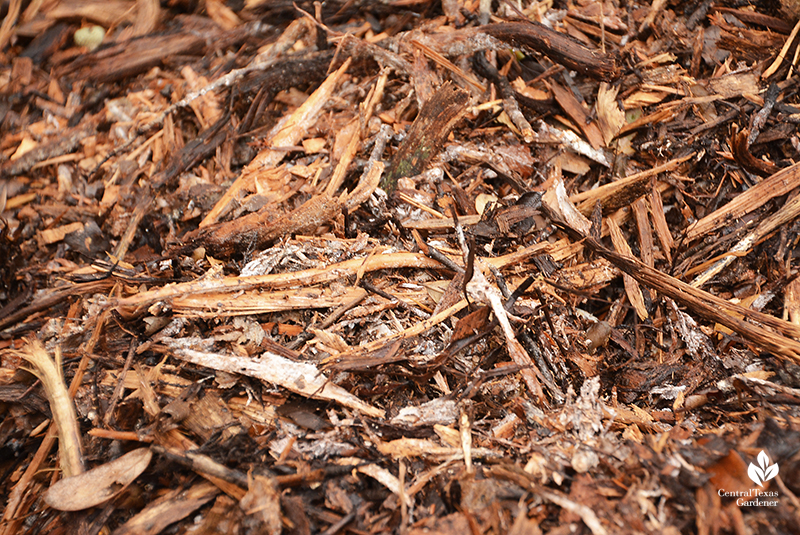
[44,448,152,511]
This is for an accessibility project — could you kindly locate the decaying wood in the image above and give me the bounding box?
[685,159,800,242]
[572,153,694,215]
[0,118,98,177]
[382,81,469,192]
[481,22,618,81]
[182,155,384,258]
[570,224,800,362]
[151,113,230,189]
[162,338,385,417]
[690,190,800,287]
[182,191,344,257]
[0,279,115,332]
[113,250,443,310]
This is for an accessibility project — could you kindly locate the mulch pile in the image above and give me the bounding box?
[2,0,800,533]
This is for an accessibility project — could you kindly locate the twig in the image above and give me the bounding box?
[361,280,430,319]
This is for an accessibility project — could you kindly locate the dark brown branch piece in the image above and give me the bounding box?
[481,22,618,81]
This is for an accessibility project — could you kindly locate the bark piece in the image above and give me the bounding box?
[607,218,648,321]
[562,221,800,363]
[690,191,800,287]
[164,338,385,417]
[183,190,342,258]
[382,81,469,193]
[0,119,97,178]
[481,22,618,81]
[63,22,249,82]
[685,159,800,241]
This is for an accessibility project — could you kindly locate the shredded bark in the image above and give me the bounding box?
[2,1,800,534]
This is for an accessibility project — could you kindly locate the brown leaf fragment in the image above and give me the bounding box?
[192,496,242,535]
[182,389,239,442]
[707,449,757,495]
[432,272,466,315]
[596,82,626,146]
[45,0,133,27]
[451,306,491,343]
[44,448,153,511]
[111,481,219,535]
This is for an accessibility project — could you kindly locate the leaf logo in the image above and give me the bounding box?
[747,450,779,487]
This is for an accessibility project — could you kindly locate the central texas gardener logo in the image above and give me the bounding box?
[747,450,779,487]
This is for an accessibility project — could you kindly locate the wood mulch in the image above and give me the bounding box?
[2,1,800,533]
